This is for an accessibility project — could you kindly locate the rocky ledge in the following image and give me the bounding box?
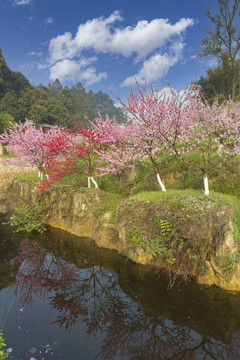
[5,179,240,291]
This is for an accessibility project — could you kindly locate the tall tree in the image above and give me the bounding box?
[197,65,236,102]
[0,90,21,121]
[48,79,63,98]
[58,87,73,114]
[0,112,15,133]
[71,83,91,125]
[200,0,240,98]
[18,87,49,121]
[89,91,126,123]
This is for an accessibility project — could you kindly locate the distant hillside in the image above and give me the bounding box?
[0,49,126,131]
[0,49,31,99]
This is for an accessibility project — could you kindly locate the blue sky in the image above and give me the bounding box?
[0,0,218,102]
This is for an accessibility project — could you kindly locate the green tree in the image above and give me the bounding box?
[197,65,236,102]
[58,87,73,114]
[10,71,31,96]
[89,90,126,123]
[45,97,70,125]
[48,79,63,99]
[0,112,15,133]
[0,90,21,121]
[71,83,91,125]
[18,87,49,122]
[28,103,48,125]
[28,98,70,126]
[200,0,240,98]
[0,48,13,99]
[0,48,30,100]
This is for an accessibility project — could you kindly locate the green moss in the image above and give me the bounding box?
[217,250,239,274]
[233,209,240,244]
[18,172,40,184]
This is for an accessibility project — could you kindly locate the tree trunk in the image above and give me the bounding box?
[203,174,209,195]
[157,173,166,192]
[150,156,167,192]
[90,177,98,188]
[87,176,98,188]
[38,171,43,180]
[232,73,237,99]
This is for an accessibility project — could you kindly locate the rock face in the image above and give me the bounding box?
[0,166,33,214]
[6,179,240,291]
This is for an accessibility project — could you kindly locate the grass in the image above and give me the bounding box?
[18,172,41,184]
[92,193,123,219]
[15,152,240,244]
[132,189,240,244]
[132,189,240,208]
[17,152,240,197]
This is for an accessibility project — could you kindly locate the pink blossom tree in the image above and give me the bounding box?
[93,83,201,192]
[169,98,240,195]
[0,119,60,178]
[88,112,141,178]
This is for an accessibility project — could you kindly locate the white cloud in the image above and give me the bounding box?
[38,63,48,70]
[19,61,38,71]
[13,0,31,5]
[41,17,55,31]
[121,42,184,86]
[49,11,194,63]
[49,32,75,63]
[45,17,54,25]
[46,11,194,86]
[49,58,107,86]
[28,51,42,57]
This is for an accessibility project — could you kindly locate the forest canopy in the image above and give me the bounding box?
[0,49,125,132]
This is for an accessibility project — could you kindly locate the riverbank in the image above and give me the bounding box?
[4,177,240,291]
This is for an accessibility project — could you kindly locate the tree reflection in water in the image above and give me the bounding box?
[9,239,240,360]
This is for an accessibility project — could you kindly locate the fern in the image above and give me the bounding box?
[154,215,172,239]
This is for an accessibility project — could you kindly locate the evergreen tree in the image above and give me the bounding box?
[0,48,30,100]
[58,87,73,114]
[197,65,238,102]
[0,50,125,127]
[48,79,63,98]
[0,112,15,133]
[0,90,21,121]
[89,91,126,123]
[71,83,91,125]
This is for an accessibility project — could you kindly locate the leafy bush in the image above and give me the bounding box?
[217,250,239,274]
[0,333,8,360]
[7,194,47,233]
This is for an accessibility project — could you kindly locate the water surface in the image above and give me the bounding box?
[1,214,240,359]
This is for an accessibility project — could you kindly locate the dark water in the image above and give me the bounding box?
[1,215,240,359]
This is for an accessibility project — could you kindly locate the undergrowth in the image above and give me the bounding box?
[7,193,48,233]
[217,250,239,274]
[127,212,214,280]
[0,333,8,360]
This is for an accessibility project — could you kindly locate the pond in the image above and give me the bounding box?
[1,214,240,360]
